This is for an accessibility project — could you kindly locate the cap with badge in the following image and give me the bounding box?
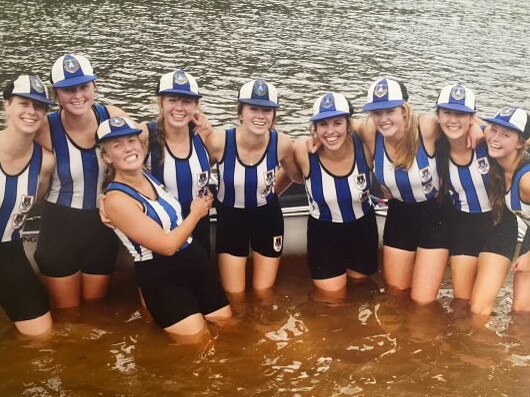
[96,117,142,143]
[156,69,202,98]
[436,84,476,114]
[51,54,97,89]
[486,106,530,139]
[311,92,352,122]
[363,78,409,112]
[3,75,55,106]
[238,79,279,109]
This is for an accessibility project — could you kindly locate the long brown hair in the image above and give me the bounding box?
[489,136,530,224]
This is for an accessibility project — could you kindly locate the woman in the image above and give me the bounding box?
[0,75,55,335]
[484,106,530,313]
[98,117,231,336]
[34,53,127,308]
[142,70,212,254]
[355,78,450,303]
[435,84,517,314]
[289,92,378,296]
[203,79,299,295]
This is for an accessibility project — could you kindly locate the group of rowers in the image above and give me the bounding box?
[1,53,529,339]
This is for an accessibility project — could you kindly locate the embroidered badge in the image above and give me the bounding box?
[29,76,44,93]
[109,118,126,127]
[63,57,80,74]
[374,83,388,98]
[475,157,490,174]
[254,80,268,97]
[19,194,35,214]
[420,166,432,183]
[450,85,466,101]
[321,93,335,109]
[500,107,515,117]
[174,70,188,86]
[355,173,367,190]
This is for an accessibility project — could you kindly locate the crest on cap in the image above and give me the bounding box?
[109,118,126,128]
[29,76,44,93]
[254,80,268,97]
[321,93,335,109]
[374,83,388,98]
[174,71,189,86]
[500,107,516,117]
[450,85,466,101]
[64,57,80,73]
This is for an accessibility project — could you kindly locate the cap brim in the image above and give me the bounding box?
[157,89,202,99]
[436,103,475,114]
[238,98,279,109]
[484,118,523,134]
[53,75,97,88]
[15,93,55,106]
[310,110,351,122]
[97,129,142,143]
[362,99,406,112]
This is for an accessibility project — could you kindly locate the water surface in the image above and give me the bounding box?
[1,1,530,396]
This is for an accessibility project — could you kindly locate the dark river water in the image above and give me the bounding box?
[1,0,530,396]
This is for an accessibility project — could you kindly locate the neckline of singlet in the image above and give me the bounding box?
[233,129,272,168]
[313,137,357,179]
[53,106,100,151]
[0,143,36,177]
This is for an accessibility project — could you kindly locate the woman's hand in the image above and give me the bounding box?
[192,111,214,140]
[98,194,115,229]
[189,191,214,220]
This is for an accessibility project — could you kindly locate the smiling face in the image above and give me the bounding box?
[5,96,47,136]
[437,108,473,141]
[161,95,198,131]
[102,135,144,173]
[55,82,96,116]
[485,123,524,161]
[370,106,406,139]
[314,115,350,151]
[239,104,275,136]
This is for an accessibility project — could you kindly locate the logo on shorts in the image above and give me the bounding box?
[261,169,275,197]
[19,194,35,213]
[374,83,388,98]
[273,235,283,252]
[109,117,126,127]
[355,173,367,190]
[420,166,432,183]
[321,93,335,109]
[197,171,209,198]
[29,76,44,93]
[253,80,268,97]
[475,157,490,174]
[174,70,188,86]
[500,107,515,117]
[450,85,466,101]
[63,57,80,74]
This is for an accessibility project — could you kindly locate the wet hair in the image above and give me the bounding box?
[489,133,530,224]
[237,102,277,130]
[99,142,117,189]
